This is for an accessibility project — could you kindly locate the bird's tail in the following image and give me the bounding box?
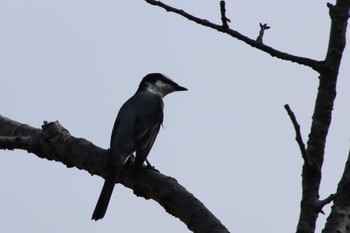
[91,168,119,221]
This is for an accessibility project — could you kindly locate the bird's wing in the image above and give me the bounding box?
[109,110,137,167]
[131,95,163,167]
[134,123,162,167]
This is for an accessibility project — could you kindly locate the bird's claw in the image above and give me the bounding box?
[145,160,159,172]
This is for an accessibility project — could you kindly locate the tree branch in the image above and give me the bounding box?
[296,1,350,233]
[220,1,230,29]
[284,104,308,164]
[0,136,32,151]
[317,194,335,214]
[0,115,230,233]
[144,0,323,72]
[323,149,350,233]
[256,23,270,44]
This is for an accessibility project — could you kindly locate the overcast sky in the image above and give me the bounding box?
[1,1,350,233]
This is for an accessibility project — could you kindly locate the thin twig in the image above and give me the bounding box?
[256,23,270,44]
[317,194,335,214]
[284,104,309,164]
[220,1,230,29]
[145,0,322,72]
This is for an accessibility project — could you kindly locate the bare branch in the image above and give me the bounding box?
[256,23,270,44]
[317,194,335,215]
[220,1,230,29]
[323,149,350,233]
[284,104,309,164]
[144,0,322,72]
[296,1,350,233]
[0,115,230,233]
[0,136,31,151]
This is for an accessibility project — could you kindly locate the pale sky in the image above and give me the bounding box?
[1,1,350,233]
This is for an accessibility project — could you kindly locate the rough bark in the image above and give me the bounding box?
[0,115,229,233]
[296,1,350,233]
[323,150,350,233]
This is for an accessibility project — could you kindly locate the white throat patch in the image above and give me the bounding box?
[146,80,175,97]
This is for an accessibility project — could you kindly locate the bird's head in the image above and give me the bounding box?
[137,73,187,97]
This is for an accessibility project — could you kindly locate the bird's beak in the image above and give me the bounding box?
[175,85,188,91]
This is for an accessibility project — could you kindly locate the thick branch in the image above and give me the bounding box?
[0,115,229,233]
[144,0,322,72]
[0,136,32,151]
[296,1,350,233]
[323,149,350,233]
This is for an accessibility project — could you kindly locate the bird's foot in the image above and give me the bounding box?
[145,159,159,172]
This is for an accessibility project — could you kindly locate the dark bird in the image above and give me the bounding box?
[92,73,187,220]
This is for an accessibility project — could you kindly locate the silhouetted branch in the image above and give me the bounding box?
[220,1,230,29]
[317,194,335,214]
[0,115,230,233]
[0,136,31,151]
[256,23,270,44]
[284,104,309,164]
[323,149,350,233]
[296,1,350,233]
[144,0,322,72]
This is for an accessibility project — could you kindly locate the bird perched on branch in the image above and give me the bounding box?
[92,73,187,220]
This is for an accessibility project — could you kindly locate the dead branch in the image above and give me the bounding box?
[144,0,322,72]
[284,104,308,164]
[0,115,229,233]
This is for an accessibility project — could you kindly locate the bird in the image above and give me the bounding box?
[91,73,187,220]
